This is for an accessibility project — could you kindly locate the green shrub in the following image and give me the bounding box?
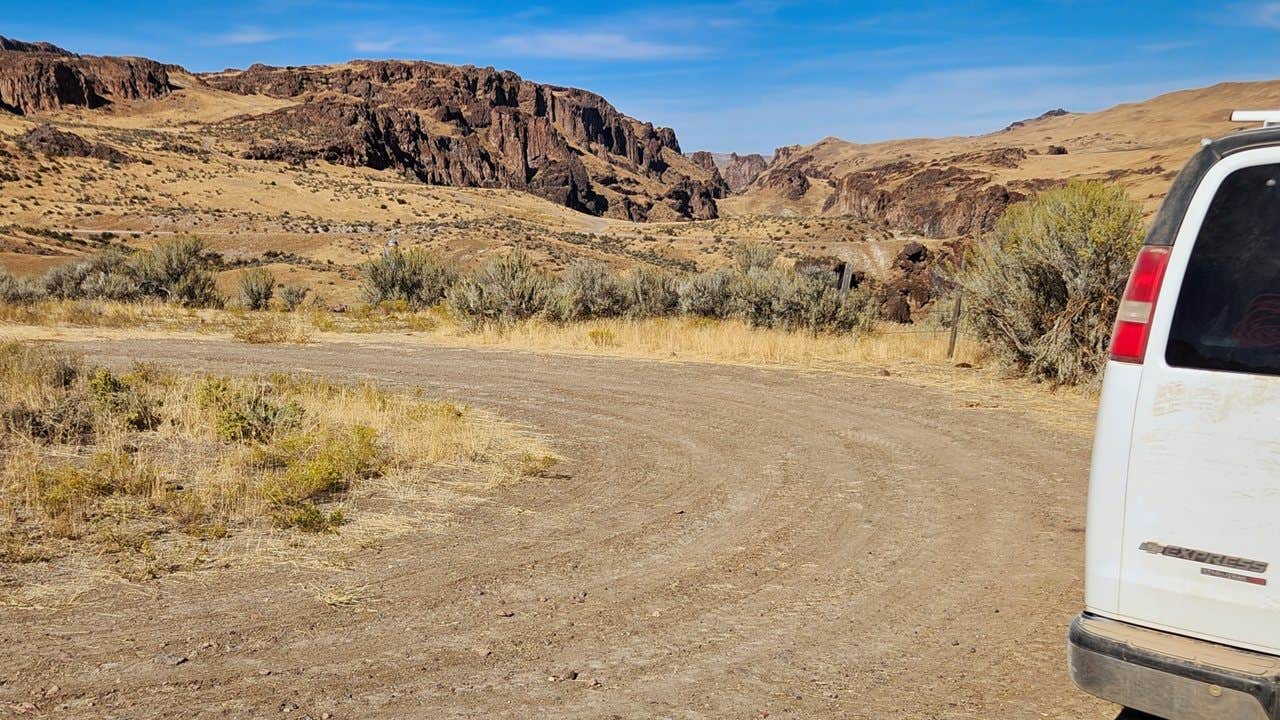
[726,268,780,326]
[549,261,625,321]
[236,267,275,310]
[271,503,346,532]
[732,241,780,274]
[771,273,879,334]
[0,268,45,304]
[361,247,457,308]
[41,250,138,301]
[34,452,158,518]
[678,267,734,318]
[446,250,552,326]
[620,267,679,319]
[196,378,301,442]
[87,368,162,431]
[956,181,1144,385]
[260,425,382,507]
[278,284,307,311]
[130,236,221,307]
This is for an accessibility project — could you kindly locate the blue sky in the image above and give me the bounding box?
[2,1,1277,153]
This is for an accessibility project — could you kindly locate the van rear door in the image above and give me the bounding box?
[1118,150,1280,654]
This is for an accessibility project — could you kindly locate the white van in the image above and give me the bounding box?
[1069,114,1280,719]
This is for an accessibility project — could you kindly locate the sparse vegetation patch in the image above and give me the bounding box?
[0,343,556,599]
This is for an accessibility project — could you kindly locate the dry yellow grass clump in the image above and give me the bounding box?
[0,342,555,606]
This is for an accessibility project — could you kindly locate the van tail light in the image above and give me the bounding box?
[1110,246,1172,363]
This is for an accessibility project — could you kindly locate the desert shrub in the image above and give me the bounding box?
[361,247,457,308]
[2,394,96,444]
[87,367,162,431]
[732,241,780,274]
[446,250,553,326]
[196,378,301,443]
[42,262,92,300]
[550,261,625,321]
[33,452,158,519]
[40,251,138,301]
[725,268,780,326]
[272,504,346,532]
[130,236,221,307]
[0,268,45,304]
[678,267,734,318]
[587,328,616,347]
[259,425,382,507]
[956,181,1144,385]
[279,284,307,311]
[771,272,880,334]
[620,267,679,318]
[236,267,276,310]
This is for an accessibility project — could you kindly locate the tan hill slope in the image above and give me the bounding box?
[725,80,1280,237]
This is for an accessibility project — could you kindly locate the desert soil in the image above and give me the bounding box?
[0,338,1113,719]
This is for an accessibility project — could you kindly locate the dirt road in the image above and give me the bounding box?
[0,338,1112,719]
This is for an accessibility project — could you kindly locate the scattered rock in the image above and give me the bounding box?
[1047,145,1069,156]
[155,652,188,666]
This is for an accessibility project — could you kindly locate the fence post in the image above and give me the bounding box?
[838,262,853,295]
[946,250,966,360]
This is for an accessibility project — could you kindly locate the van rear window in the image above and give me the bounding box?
[1167,163,1280,375]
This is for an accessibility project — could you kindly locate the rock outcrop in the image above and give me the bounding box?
[0,38,172,115]
[722,152,769,193]
[19,124,133,162]
[758,165,811,200]
[210,61,722,220]
[822,157,1023,238]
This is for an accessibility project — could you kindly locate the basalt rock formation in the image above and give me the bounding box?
[209,61,722,221]
[722,152,769,193]
[0,37,173,115]
[822,158,1023,238]
[19,124,133,163]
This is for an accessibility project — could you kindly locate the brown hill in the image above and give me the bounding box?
[725,80,1280,237]
[0,43,723,222]
[0,37,174,115]
[200,61,724,221]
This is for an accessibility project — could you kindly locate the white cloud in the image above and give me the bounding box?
[353,37,400,53]
[492,31,701,61]
[207,26,288,46]
[1252,1,1280,27]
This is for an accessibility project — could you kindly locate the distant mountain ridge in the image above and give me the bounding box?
[722,81,1280,237]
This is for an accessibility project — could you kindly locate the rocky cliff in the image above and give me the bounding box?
[207,61,723,221]
[820,156,1023,238]
[0,37,173,115]
[722,152,769,193]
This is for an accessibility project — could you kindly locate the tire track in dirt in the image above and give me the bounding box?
[0,339,1113,719]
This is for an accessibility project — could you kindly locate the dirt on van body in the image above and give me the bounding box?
[0,338,1112,719]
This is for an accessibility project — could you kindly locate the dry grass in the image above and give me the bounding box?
[232,314,313,344]
[0,342,555,606]
[444,316,984,369]
[0,298,1099,432]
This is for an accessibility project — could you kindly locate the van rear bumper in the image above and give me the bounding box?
[1069,613,1280,719]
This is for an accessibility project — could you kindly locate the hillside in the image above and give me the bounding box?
[725,80,1280,237]
[0,38,892,301]
[4,36,1280,303]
